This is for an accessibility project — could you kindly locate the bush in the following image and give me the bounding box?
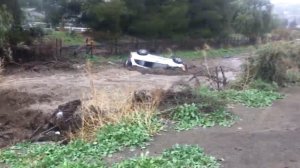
[196,87,228,113]
[248,79,278,91]
[1,27,57,62]
[244,41,300,86]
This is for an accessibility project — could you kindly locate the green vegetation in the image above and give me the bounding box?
[1,0,21,26]
[171,104,236,131]
[197,85,282,108]
[86,54,126,64]
[86,46,252,64]
[0,5,13,45]
[95,113,162,155]
[1,144,220,168]
[114,145,220,168]
[84,0,273,40]
[244,41,300,86]
[222,89,283,108]
[46,31,85,46]
[0,112,162,168]
[167,87,236,131]
[37,0,276,40]
[197,80,282,108]
[232,0,274,42]
[173,46,253,59]
[248,79,279,92]
[0,141,105,168]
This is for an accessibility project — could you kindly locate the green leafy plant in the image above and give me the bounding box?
[0,141,105,168]
[196,87,228,112]
[222,89,283,107]
[96,114,162,155]
[171,104,236,131]
[0,112,162,168]
[114,144,220,168]
[248,79,279,91]
[199,86,282,108]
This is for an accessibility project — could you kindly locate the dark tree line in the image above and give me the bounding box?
[1,0,21,26]
[82,0,275,40]
[2,0,276,41]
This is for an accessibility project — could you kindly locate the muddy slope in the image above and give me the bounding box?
[0,90,51,147]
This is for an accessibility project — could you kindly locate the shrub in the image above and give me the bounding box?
[244,41,300,86]
[248,79,278,91]
[196,87,228,113]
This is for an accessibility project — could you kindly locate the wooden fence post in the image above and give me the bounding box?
[59,39,62,59]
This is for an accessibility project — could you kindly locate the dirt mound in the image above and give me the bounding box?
[0,90,82,147]
[30,100,82,143]
[0,109,45,148]
[0,90,53,147]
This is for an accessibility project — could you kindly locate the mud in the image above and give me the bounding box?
[0,90,51,147]
[126,55,245,79]
[0,55,244,147]
[0,89,82,147]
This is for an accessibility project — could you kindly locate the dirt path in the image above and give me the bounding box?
[109,86,300,168]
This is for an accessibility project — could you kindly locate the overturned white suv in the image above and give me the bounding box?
[124,49,187,71]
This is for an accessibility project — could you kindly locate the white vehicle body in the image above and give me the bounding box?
[126,51,186,71]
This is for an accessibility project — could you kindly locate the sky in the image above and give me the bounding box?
[271,0,300,5]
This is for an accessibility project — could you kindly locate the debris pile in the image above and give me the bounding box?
[30,100,82,143]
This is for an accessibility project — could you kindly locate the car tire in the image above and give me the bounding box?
[172,57,183,64]
[124,59,132,67]
[137,49,149,56]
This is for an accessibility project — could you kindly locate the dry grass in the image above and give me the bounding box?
[78,61,163,140]
[0,58,3,82]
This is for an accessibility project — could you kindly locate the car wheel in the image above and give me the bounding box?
[124,59,132,67]
[172,57,183,64]
[137,49,149,56]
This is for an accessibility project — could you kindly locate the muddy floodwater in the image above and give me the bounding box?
[0,56,244,147]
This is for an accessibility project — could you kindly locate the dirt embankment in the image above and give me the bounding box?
[0,90,51,147]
